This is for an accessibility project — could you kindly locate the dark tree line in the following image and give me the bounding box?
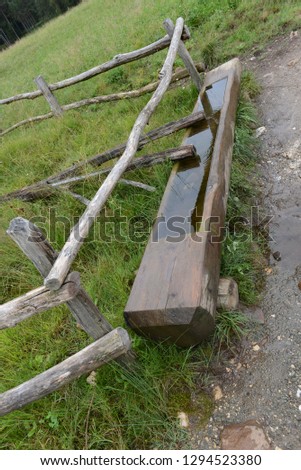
[0,0,81,48]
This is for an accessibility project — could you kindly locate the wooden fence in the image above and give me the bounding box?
[0,17,205,415]
[0,19,204,137]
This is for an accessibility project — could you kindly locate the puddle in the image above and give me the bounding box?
[270,205,301,270]
[153,78,228,240]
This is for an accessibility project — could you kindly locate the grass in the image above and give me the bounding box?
[0,0,299,450]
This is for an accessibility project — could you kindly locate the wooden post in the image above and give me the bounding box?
[163,19,202,92]
[0,327,131,416]
[44,17,185,291]
[7,218,113,339]
[34,75,63,117]
[0,272,80,329]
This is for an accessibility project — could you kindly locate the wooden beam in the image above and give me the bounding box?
[34,75,63,117]
[0,327,131,416]
[7,217,113,339]
[0,272,80,329]
[163,18,202,91]
[44,18,185,291]
[1,64,204,137]
[125,59,242,347]
[0,29,190,105]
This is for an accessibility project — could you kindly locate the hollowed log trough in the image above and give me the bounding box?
[124,59,241,347]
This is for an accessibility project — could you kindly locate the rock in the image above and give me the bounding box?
[290,31,299,40]
[252,344,261,352]
[86,371,97,386]
[217,278,239,310]
[213,385,223,401]
[177,412,189,428]
[221,420,271,450]
[273,251,281,261]
[255,126,266,138]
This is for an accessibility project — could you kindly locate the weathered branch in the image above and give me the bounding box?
[0,327,131,416]
[119,179,156,192]
[0,29,190,105]
[0,272,80,329]
[6,217,113,340]
[44,17,185,291]
[51,145,196,188]
[1,64,204,137]
[163,19,202,91]
[0,113,204,203]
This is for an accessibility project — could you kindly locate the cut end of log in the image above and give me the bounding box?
[44,276,62,291]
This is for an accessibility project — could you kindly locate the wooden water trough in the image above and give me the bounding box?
[124,58,242,347]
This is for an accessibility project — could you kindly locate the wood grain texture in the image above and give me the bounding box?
[125,59,242,347]
[163,19,202,91]
[0,29,190,105]
[1,64,204,137]
[0,327,131,416]
[0,272,80,329]
[44,18,185,291]
[34,76,63,116]
[7,217,113,339]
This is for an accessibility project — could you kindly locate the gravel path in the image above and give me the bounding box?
[191,31,301,450]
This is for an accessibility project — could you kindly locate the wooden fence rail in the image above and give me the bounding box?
[44,17,185,291]
[0,28,190,105]
[0,63,204,137]
[0,17,206,415]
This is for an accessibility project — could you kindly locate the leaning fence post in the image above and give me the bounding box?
[7,217,136,365]
[7,217,113,339]
[34,75,63,116]
[163,18,202,92]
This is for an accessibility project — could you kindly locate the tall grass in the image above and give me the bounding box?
[0,0,297,450]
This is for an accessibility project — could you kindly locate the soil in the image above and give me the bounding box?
[190,31,301,450]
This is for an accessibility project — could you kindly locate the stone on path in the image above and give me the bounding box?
[221,420,271,450]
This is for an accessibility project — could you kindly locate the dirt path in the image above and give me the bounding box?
[191,31,301,450]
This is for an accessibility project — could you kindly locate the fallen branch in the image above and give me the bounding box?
[0,28,190,105]
[44,17,185,291]
[1,64,204,137]
[0,112,204,203]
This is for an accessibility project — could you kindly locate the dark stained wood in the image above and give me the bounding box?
[0,328,131,416]
[124,59,242,347]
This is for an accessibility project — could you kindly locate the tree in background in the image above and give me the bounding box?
[0,0,81,48]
